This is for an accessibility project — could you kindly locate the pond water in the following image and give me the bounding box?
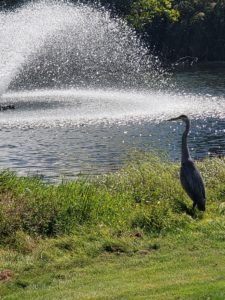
[1,63,225,181]
[0,2,225,181]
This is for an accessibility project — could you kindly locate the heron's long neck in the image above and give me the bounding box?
[182,119,190,162]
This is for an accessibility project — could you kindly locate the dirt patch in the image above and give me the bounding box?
[0,269,13,282]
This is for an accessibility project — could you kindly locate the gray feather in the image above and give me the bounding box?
[180,159,205,210]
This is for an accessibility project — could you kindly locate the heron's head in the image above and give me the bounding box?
[167,114,189,123]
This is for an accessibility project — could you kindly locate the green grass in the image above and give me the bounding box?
[0,153,225,299]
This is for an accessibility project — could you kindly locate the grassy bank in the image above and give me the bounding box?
[0,154,225,299]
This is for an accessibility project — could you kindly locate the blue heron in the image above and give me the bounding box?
[168,115,206,211]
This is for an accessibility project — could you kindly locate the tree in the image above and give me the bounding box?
[127,0,180,29]
[172,0,225,60]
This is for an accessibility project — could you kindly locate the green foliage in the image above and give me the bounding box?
[128,0,180,29]
[0,216,225,299]
[1,154,225,245]
[1,155,225,299]
[125,0,225,60]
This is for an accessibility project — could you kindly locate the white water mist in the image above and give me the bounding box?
[0,0,166,94]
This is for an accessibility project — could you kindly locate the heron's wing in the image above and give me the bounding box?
[180,160,205,201]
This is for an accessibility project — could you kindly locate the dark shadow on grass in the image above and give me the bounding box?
[175,199,199,218]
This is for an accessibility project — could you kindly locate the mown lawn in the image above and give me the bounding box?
[0,154,225,299]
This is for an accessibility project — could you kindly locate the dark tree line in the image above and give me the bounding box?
[129,0,225,62]
[1,0,225,62]
[0,0,26,10]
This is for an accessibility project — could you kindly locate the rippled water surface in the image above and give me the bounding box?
[0,63,225,181]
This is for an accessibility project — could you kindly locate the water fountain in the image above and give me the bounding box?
[0,0,225,180]
[0,0,164,93]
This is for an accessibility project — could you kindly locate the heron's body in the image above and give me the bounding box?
[180,158,206,211]
[168,115,206,211]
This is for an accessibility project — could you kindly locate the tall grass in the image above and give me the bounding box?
[1,153,225,246]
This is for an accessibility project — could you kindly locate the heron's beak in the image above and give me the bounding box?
[167,117,180,122]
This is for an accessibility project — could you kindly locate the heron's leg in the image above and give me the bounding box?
[190,202,197,218]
